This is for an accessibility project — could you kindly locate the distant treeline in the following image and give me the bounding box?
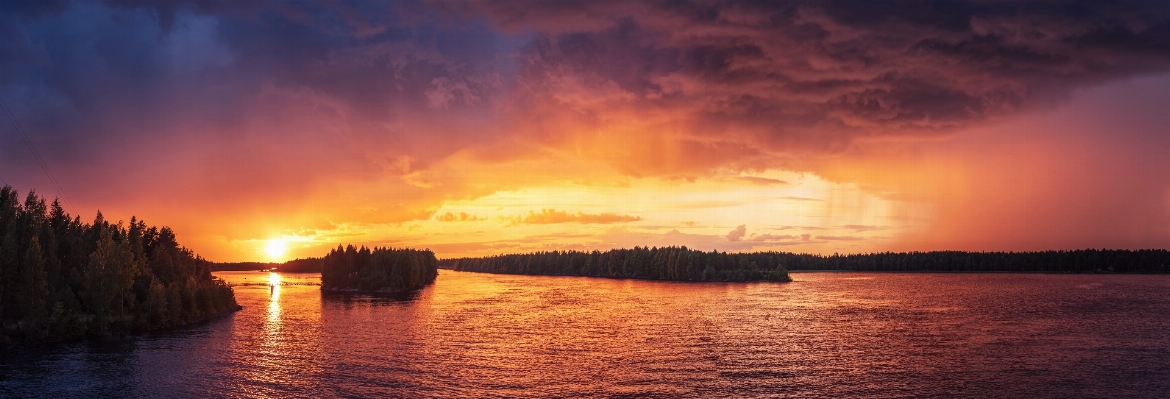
[442,247,1170,277]
[444,246,792,282]
[321,245,437,292]
[0,187,238,343]
[212,258,323,273]
[764,249,1170,273]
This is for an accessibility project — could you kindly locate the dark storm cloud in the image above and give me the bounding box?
[0,0,516,184]
[459,0,1170,151]
[102,0,269,34]
[0,0,539,242]
[5,0,1170,172]
[3,0,1170,225]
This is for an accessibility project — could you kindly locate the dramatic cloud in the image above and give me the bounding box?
[1,1,1168,260]
[466,0,1170,160]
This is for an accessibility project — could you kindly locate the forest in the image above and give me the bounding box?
[320,245,438,292]
[0,186,239,344]
[757,249,1170,273]
[442,247,1170,277]
[443,246,793,282]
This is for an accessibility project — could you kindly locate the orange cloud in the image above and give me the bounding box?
[816,235,865,241]
[734,176,789,186]
[505,209,642,226]
[749,234,800,242]
[435,211,486,222]
[840,225,887,233]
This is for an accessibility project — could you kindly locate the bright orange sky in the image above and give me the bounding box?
[2,1,1169,262]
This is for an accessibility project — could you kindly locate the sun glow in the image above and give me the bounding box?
[265,239,287,259]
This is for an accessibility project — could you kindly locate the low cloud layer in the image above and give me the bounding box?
[505,209,643,226]
[840,225,887,233]
[435,211,486,222]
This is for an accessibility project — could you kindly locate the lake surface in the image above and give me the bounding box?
[3,271,1170,398]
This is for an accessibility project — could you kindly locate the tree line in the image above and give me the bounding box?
[0,186,239,343]
[212,257,323,273]
[320,245,437,292]
[441,247,1170,278]
[442,246,793,282]
[758,249,1170,273]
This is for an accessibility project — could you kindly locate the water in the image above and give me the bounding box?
[3,271,1170,398]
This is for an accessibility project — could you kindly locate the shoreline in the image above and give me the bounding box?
[1,305,243,348]
[321,285,432,295]
[444,269,792,283]
[787,270,1170,274]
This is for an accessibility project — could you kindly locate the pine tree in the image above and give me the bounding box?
[0,224,15,321]
[0,185,239,342]
[14,236,48,336]
[89,226,141,330]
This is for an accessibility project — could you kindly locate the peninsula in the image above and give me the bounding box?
[444,247,792,282]
[0,187,239,344]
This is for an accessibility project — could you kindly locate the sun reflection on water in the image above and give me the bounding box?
[206,271,328,394]
[267,272,281,326]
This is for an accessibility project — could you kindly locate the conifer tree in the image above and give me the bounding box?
[0,185,239,342]
[15,236,47,335]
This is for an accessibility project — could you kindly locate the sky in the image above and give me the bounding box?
[2,0,1169,262]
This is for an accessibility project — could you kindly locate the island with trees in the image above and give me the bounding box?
[320,245,438,293]
[443,246,792,282]
[0,186,239,344]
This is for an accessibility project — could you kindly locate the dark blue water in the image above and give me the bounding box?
[3,271,1170,398]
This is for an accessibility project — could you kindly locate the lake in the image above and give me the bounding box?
[3,271,1170,397]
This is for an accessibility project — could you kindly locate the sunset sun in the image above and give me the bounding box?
[265,239,287,259]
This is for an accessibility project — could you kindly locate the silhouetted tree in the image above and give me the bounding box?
[0,185,239,343]
[444,246,1170,279]
[321,245,437,292]
[446,246,792,282]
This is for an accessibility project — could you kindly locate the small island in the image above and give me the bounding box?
[320,245,438,293]
[444,246,792,282]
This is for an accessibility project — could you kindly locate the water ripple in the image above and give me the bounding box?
[2,271,1170,398]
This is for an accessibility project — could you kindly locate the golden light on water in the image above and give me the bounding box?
[267,272,281,334]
